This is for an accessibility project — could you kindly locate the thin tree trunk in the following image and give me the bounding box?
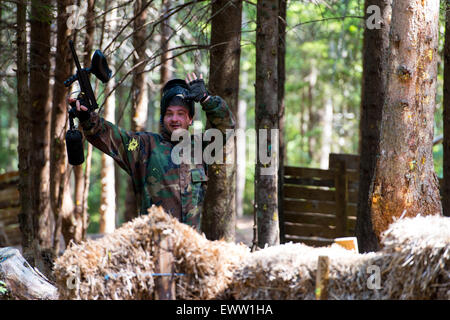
[443,0,450,217]
[99,0,117,234]
[306,67,318,163]
[202,0,242,242]
[70,0,96,243]
[235,7,251,220]
[115,84,125,225]
[29,0,53,275]
[16,0,33,261]
[369,0,442,244]
[157,0,172,134]
[50,0,74,255]
[255,0,279,248]
[125,0,149,221]
[356,0,391,252]
[236,72,248,219]
[319,96,333,169]
[160,0,172,93]
[277,0,286,243]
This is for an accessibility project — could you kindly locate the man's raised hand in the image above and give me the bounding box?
[185,72,209,103]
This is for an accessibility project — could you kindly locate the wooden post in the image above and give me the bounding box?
[334,160,348,237]
[315,255,330,300]
[153,235,175,300]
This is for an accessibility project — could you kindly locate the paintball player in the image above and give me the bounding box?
[68,73,235,232]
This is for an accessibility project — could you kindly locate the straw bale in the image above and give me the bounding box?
[53,205,250,300]
[230,242,379,299]
[54,206,449,300]
[375,215,450,299]
[231,215,450,300]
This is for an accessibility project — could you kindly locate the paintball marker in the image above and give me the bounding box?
[64,40,112,165]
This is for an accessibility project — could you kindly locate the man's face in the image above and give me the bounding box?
[163,105,192,133]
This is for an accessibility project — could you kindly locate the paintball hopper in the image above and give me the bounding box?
[64,49,112,87]
[88,50,112,83]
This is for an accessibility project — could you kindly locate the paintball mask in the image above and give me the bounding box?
[160,79,195,119]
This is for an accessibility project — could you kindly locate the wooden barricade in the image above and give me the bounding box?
[282,154,359,246]
[0,171,21,247]
[282,153,444,246]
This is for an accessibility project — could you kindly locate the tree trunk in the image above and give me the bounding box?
[0,247,58,300]
[69,0,96,244]
[98,0,117,234]
[277,0,286,243]
[125,0,149,221]
[50,0,74,255]
[236,72,248,218]
[202,0,242,242]
[356,0,391,252]
[369,0,442,244]
[443,0,450,218]
[255,0,279,248]
[319,96,333,169]
[16,0,33,259]
[28,0,53,275]
[160,0,173,93]
[306,67,318,163]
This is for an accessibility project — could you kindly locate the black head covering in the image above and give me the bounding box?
[160,79,195,119]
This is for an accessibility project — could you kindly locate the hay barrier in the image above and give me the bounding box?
[53,207,449,300]
[231,215,450,300]
[53,206,250,299]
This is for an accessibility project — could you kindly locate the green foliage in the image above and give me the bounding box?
[86,147,102,234]
[0,280,8,295]
[0,0,447,228]
[30,0,55,25]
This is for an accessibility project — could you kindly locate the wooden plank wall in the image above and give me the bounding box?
[282,154,359,247]
[283,153,444,246]
[0,171,21,247]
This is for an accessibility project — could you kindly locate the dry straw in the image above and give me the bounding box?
[53,205,250,299]
[231,214,449,300]
[53,208,449,300]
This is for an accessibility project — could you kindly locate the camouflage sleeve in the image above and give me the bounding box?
[79,112,152,178]
[201,95,236,132]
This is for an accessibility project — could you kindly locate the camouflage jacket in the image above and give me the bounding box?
[80,95,235,231]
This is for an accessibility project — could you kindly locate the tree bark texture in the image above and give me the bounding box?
[255,0,280,247]
[160,0,173,93]
[16,0,33,258]
[277,0,286,243]
[443,0,450,217]
[50,0,74,255]
[356,0,391,252]
[235,62,249,218]
[0,247,58,300]
[29,0,53,273]
[125,0,149,221]
[99,0,117,234]
[202,0,242,242]
[70,0,96,244]
[369,0,442,244]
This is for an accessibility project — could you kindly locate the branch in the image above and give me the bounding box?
[99,44,210,111]
[287,15,364,32]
